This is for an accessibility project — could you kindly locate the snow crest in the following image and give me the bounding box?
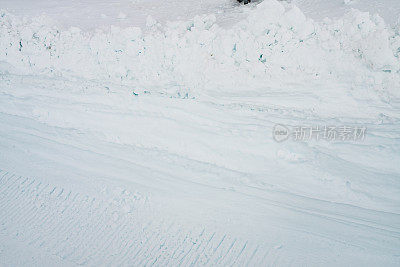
[0,0,399,96]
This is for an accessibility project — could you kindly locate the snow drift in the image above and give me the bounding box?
[0,0,399,97]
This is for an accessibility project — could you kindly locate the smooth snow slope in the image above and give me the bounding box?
[0,0,400,266]
[0,0,240,30]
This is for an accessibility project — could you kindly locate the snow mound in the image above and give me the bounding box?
[0,0,399,96]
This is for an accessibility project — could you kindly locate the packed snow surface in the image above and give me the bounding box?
[0,0,400,266]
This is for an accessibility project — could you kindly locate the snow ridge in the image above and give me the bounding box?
[1,0,399,97]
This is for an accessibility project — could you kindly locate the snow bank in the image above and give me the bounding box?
[0,0,399,96]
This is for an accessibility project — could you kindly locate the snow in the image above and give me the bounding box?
[0,0,399,266]
[1,1,399,97]
[294,0,400,26]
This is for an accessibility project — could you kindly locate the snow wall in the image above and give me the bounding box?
[0,0,399,96]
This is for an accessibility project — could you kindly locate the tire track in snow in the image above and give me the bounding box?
[0,169,268,266]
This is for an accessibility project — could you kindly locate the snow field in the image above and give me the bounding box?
[1,0,400,265]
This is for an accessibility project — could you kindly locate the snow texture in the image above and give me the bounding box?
[0,0,399,266]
